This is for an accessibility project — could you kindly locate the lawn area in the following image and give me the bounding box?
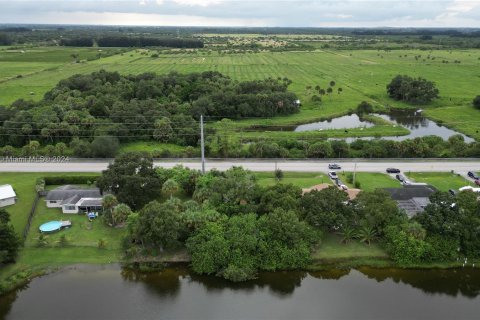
[24,201,125,249]
[338,172,401,191]
[312,233,388,260]
[0,172,99,236]
[254,171,330,188]
[405,172,474,191]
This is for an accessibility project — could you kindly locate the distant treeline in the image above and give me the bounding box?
[352,29,480,37]
[0,32,12,45]
[59,36,204,48]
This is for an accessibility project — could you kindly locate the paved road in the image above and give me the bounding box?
[0,159,479,174]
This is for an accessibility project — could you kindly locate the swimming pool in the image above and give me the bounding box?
[39,221,63,233]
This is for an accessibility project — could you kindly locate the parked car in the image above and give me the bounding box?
[386,168,401,174]
[475,179,480,186]
[328,171,338,179]
[468,171,479,180]
[340,184,348,191]
[328,163,341,170]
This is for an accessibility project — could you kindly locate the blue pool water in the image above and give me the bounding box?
[39,221,62,233]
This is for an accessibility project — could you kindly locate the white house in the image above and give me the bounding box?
[0,184,16,207]
[45,185,103,214]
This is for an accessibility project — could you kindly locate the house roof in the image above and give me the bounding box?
[77,198,103,207]
[384,185,437,201]
[0,184,16,200]
[46,185,102,201]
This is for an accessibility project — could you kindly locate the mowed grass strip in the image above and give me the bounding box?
[254,171,330,188]
[338,172,401,191]
[405,172,474,191]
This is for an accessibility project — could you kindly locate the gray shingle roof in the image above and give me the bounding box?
[384,185,437,201]
[46,186,102,201]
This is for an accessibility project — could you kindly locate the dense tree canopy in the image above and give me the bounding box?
[0,70,298,152]
[387,75,439,104]
[97,152,161,209]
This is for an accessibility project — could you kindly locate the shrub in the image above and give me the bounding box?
[473,95,480,109]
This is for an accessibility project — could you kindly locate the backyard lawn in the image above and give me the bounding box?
[405,172,474,192]
[24,201,125,249]
[312,233,388,261]
[255,171,330,188]
[338,172,401,191]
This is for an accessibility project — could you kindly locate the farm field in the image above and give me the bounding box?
[1,47,480,140]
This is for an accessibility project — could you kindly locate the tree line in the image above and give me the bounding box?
[59,36,204,48]
[0,70,299,154]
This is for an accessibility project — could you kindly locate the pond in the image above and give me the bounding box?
[294,109,474,143]
[295,114,375,131]
[1,265,480,320]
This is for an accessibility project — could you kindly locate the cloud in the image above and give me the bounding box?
[0,0,479,27]
[173,0,223,6]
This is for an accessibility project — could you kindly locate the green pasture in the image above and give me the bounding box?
[1,47,479,140]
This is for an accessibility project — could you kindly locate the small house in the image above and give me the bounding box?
[384,185,437,218]
[45,185,103,214]
[0,184,16,207]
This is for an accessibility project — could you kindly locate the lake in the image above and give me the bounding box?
[1,265,480,320]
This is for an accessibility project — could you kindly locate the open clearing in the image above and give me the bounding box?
[405,172,474,191]
[1,47,480,140]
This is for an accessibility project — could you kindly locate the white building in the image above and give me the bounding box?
[45,185,103,214]
[0,184,16,207]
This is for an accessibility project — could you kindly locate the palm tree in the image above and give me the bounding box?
[357,225,377,245]
[338,226,357,244]
[162,179,179,199]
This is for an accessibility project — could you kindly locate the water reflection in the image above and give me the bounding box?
[358,267,480,298]
[2,265,480,320]
[292,109,474,143]
[295,114,374,132]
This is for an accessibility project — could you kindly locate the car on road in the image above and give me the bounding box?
[468,171,479,180]
[328,171,338,179]
[328,163,341,170]
[386,168,401,174]
[395,174,404,182]
[475,179,480,186]
[340,184,348,191]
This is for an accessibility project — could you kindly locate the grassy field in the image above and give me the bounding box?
[255,171,329,188]
[312,233,388,260]
[338,172,401,191]
[1,47,479,140]
[405,172,474,191]
[119,142,198,155]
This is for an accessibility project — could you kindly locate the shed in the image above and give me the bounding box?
[0,184,16,207]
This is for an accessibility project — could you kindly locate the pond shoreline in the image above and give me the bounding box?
[3,254,479,297]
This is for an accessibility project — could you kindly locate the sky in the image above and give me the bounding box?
[1,0,480,28]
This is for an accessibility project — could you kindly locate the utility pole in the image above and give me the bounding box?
[353,162,357,187]
[200,114,206,174]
